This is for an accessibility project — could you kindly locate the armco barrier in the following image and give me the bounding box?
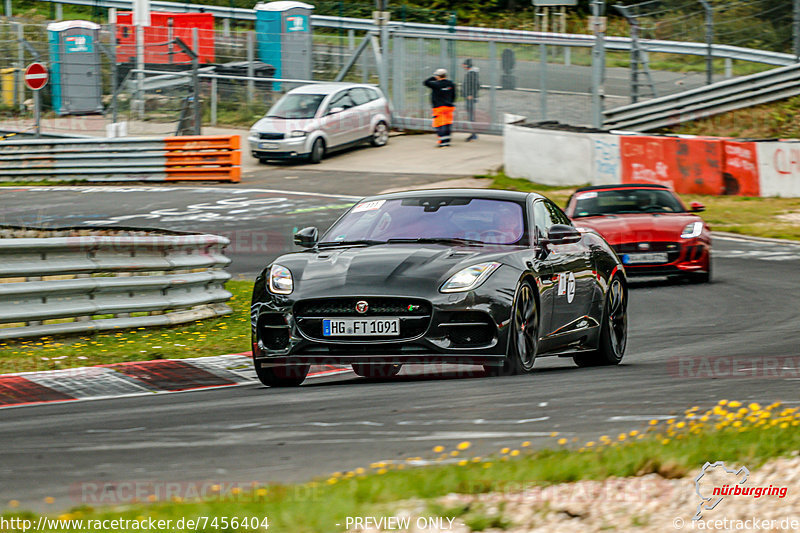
[504,123,800,197]
[0,229,232,340]
[0,135,241,182]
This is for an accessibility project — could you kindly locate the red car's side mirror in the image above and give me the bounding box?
[690,202,705,213]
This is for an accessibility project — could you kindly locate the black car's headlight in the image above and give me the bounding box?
[268,264,293,295]
[681,221,703,239]
[440,262,501,293]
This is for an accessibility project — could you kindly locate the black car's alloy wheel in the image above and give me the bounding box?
[352,363,402,378]
[574,276,627,367]
[254,363,310,387]
[485,280,538,376]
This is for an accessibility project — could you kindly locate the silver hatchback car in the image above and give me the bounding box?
[248,83,392,164]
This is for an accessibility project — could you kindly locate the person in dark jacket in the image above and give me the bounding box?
[424,68,456,147]
[462,58,480,141]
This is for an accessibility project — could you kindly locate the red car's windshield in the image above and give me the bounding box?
[321,198,528,246]
[571,189,686,218]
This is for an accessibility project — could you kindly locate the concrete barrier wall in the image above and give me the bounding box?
[504,123,800,197]
[757,141,800,198]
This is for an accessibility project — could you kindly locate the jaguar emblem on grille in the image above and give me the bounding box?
[355,300,369,314]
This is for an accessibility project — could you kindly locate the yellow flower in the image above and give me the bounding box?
[649,420,659,426]
[618,433,627,441]
[458,460,468,466]
[727,401,742,408]
[749,402,762,411]
[558,438,568,445]
[522,441,531,447]
[500,447,510,454]
[433,445,444,453]
[457,441,471,451]
[661,439,670,445]
[510,450,520,457]
[586,441,595,447]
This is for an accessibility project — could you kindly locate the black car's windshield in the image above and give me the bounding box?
[266,93,325,119]
[320,198,528,246]
[572,188,686,218]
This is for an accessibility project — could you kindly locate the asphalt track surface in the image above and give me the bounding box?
[1,185,799,512]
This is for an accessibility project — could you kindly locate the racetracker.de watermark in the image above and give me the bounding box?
[70,480,320,505]
[667,356,800,379]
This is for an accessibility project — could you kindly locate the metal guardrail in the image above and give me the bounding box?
[0,230,232,340]
[41,0,797,66]
[603,62,800,131]
[0,135,241,182]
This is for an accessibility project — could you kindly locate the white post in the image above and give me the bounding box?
[133,0,150,120]
[55,3,63,20]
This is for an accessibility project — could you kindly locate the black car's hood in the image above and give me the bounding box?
[273,244,524,295]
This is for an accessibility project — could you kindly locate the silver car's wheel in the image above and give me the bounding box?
[371,122,389,147]
[309,139,325,164]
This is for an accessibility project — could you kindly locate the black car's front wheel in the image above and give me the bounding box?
[574,276,627,367]
[485,280,539,376]
[352,363,402,378]
[254,363,310,387]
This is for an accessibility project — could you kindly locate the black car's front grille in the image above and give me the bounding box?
[613,242,682,264]
[259,132,285,140]
[294,297,432,342]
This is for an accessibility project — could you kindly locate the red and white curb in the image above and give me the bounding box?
[0,353,351,409]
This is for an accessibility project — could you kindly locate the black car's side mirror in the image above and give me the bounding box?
[294,227,319,248]
[547,224,582,245]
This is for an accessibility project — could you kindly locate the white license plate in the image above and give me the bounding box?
[623,252,669,264]
[259,142,279,149]
[322,318,400,337]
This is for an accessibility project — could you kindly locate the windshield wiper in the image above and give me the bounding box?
[317,239,385,248]
[386,237,484,247]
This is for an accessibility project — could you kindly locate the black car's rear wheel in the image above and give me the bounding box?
[574,276,627,367]
[254,363,310,387]
[485,280,538,376]
[352,363,402,378]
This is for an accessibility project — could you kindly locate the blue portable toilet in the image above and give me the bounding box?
[255,1,314,89]
[47,20,103,115]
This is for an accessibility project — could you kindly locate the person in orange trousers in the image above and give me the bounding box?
[424,68,456,147]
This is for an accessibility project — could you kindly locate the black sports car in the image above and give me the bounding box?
[251,189,628,387]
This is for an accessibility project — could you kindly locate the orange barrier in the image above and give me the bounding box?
[163,135,241,183]
[722,141,760,196]
[620,136,724,195]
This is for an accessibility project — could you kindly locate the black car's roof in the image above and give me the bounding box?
[361,188,541,202]
[575,183,670,193]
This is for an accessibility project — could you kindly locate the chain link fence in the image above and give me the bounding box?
[1,2,797,138]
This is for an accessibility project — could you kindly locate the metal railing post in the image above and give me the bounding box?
[392,34,404,114]
[110,23,118,124]
[17,23,23,113]
[211,76,217,126]
[192,27,201,135]
[489,40,497,130]
[136,24,145,119]
[794,0,800,61]
[699,0,713,85]
[540,43,547,120]
[4,0,10,19]
[246,31,255,104]
[590,0,606,129]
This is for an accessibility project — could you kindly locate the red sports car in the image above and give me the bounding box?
[564,184,711,282]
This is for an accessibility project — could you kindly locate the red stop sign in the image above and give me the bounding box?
[24,62,49,91]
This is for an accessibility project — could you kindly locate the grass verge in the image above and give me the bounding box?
[489,173,800,241]
[5,402,798,532]
[0,280,253,375]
